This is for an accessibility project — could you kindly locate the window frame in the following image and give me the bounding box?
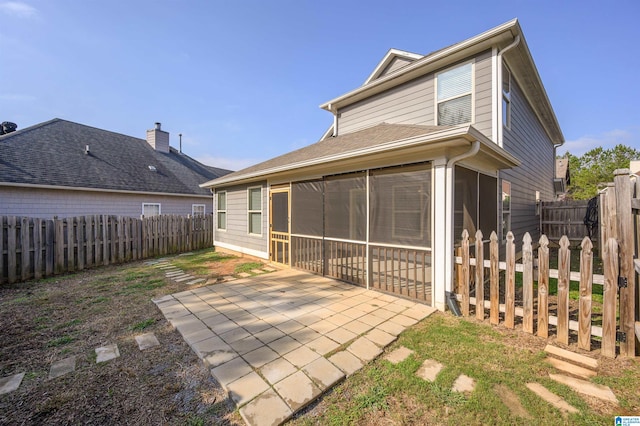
[435,61,475,126]
[502,62,512,130]
[217,191,227,231]
[391,183,425,241]
[247,186,263,236]
[192,204,206,216]
[501,180,511,240]
[142,203,161,217]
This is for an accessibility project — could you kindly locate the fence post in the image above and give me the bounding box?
[461,230,470,316]
[537,235,549,337]
[557,235,571,345]
[475,230,484,320]
[578,236,593,351]
[602,237,619,358]
[505,232,515,329]
[614,169,636,357]
[490,231,500,325]
[21,217,31,281]
[522,232,534,334]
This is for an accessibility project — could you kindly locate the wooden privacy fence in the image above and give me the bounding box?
[455,229,627,358]
[0,214,213,284]
[540,199,590,243]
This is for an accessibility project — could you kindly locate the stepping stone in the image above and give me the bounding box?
[96,344,120,363]
[544,345,598,369]
[152,294,174,304]
[273,370,321,411]
[0,373,25,395]
[307,336,340,356]
[328,350,363,376]
[261,358,297,385]
[452,374,475,393]
[238,272,251,278]
[494,384,531,419]
[384,346,414,364]
[187,278,205,286]
[547,357,596,379]
[549,373,618,403]
[302,357,345,390]
[239,388,292,426]
[211,357,253,388]
[262,267,277,272]
[175,275,194,282]
[376,320,406,336]
[283,345,321,369]
[401,305,436,321]
[204,350,237,368]
[251,269,264,274]
[227,372,270,406]
[347,337,382,362]
[526,383,578,414]
[135,333,160,350]
[364,329,397,347]
[223,276,236,281]
[49,356,76,379]
[416,359,443,382]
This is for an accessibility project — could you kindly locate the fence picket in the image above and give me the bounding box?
[505,232,515,329]
[578,237,593,350]
[537,235,550,337]
[67,217,75,272]
[522,233,534,334]
[461,230,470,316]
[475,230,484,320]
[86,216,94,268]
[7,217,17,283]
[45,220,54,275]
[602,237,618,358]
[34,218,42,280]
[54,218,64,274]
[0,216,4,284]
[490,231,499,325]
[21,217,30,281]
[76,216,85,271]
[557,236,571,345]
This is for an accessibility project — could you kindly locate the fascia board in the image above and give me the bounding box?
[320,19,519,111]
[0,181,211,198]
[363,49,424,85]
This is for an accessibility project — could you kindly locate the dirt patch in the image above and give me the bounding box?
[0,250,247,425]
[494,384,531,419]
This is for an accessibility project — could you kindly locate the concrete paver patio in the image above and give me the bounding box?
[154,268,435,426]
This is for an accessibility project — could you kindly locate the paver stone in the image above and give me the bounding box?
[302,357,345,390]
[239,388,292,426]
[49,356,76,379]
[384,346,414,364]
[274,370,321,411]
[416,359,443,382]
[227,372,270,406]
[0,373,25,395]
[96,344,120,363]
[135,333,160,350]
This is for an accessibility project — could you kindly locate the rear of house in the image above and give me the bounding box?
[202,19,564,311]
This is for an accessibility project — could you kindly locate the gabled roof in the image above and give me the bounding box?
[320,19,564,146]
[0,118,232,196]
[364,49,424,85]
[201,123,520,188]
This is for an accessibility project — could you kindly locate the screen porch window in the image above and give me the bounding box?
[437,62,473,125]
[192,204,205,216]
[502,63,511,129]
[217,191,226,230]
[502,180,511,239]
[248,187,262,235]
[142,203,160,217]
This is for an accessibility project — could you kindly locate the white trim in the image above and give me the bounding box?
[192,204,206,216]
[291,234,323,240]
[491,47,499,143]
[214,240,269,260]
[364,48,424,85]
[142,203,161,217]
[0,181,211,198]
[216,190,227,231]
[369,242,433,252]
[366,169,370,289]
[434,60,475,126]
[324,237,365,244]
[247,185,263,237]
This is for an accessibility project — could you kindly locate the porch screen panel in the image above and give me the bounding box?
[478,174,498,237]
[369,163,431,247]
[324,172,366,241]
[454,165,478,243]
[271,192,289,233]
[291,180,323,236]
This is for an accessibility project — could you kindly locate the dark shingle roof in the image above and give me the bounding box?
[0,118,232,195]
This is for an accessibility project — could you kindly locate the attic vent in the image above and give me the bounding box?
[148,165,157,172]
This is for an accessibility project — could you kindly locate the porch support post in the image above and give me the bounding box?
[432,158,448,311]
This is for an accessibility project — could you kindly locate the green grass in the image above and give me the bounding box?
[47,335,75,347]
[234,262,263,274]
[291,314,636,425]
[169,248,234,275]
[129,318,155,332]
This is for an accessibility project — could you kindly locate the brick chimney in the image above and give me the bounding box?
[146,122,170,153]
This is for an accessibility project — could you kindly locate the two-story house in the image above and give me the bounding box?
[200,19,564,311]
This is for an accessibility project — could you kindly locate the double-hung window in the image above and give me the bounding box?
[502,63,511,129]
[142,203,160,217]
[502,180,511,239]
[217,191,226,230]
[437,62,473,125]
[192,204,205,216]
[248,187,262,235]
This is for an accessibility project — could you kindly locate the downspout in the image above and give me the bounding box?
[443,140,480,315]
[496,35,521,146]
[328,103,338,137]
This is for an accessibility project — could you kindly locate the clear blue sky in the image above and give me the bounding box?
[1,0,639,170]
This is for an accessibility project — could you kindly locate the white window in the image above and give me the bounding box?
[248,187,262,235]
[142,203,161,217]
[502,180,511,239]
[437,62,473,125]
[192,204,205,216]
[217,191,227,230]
[502,63,511,129]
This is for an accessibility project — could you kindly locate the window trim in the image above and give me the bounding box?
[435,60,475,126]
[501,180,511,240]
[247,186,263,236]
[192,204,206,216]
[502,62,511,130]
[217,191,227,231]
[142,203,161,217]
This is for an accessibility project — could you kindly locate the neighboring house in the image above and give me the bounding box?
[554,157,570,199]
[0,119,232,218]
[200,19,564,311]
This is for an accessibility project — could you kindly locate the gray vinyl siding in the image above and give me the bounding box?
[378,57,414,78]
[338,73,435,135]
[0,186,211,219]
[338,50,494,140]
[474,50,493,140]
[500,76,555,243]
[214,182,268,255]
